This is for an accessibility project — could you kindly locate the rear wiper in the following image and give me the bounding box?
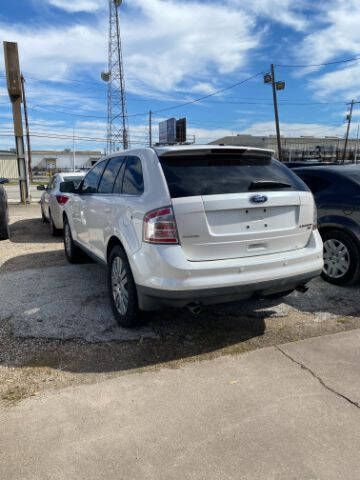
[249,180,291,190]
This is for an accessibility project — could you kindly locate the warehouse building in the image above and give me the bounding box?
[0,149,102,180]
[210,135,360,162]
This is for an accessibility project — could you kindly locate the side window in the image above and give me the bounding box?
[297,174,330,194]
[122,156,144,195]
[98,156,125,194]
[81,160,107,194]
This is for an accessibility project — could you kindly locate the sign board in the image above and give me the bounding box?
[3,42,22,100]
[159,118,177,144]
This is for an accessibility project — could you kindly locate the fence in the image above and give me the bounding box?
[0,158,18,180]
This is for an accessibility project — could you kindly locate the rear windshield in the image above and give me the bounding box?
[63,176,84,187]
[159,154,308,198]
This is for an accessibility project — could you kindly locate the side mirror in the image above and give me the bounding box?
[59,181,76,194]
[37,185,46,191]
[0,178,9,185]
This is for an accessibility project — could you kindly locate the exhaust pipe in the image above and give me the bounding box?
[296,284,308,294]
[188,302,202,315]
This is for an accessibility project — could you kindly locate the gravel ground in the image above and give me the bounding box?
[1,203,360,407]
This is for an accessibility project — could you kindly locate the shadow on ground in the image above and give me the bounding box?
[8,218,63,244]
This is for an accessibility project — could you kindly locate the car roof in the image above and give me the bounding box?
[294,165,360,174]
[153,144,274,156]
[57,172,85,177]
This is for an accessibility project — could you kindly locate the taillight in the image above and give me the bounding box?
[143,206,179,244]
[56,195,69,205]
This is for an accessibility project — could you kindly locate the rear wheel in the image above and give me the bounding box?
[322,230,360,285]
[49,210,61,237]
[41,205,48,223]
[63,218,83,263]
[108,245,141,328]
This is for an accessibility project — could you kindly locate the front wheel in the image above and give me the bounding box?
[108,246,141,328]
[322,230,360,285]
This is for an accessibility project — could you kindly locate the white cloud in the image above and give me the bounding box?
[299,0,360,65]
[297,0,360,98]
[45,0,104,13]
[309,63,360,100]
[124,0,260,93]
[0,0,262,97]
[0,22,107,79]
[231,0,309,31]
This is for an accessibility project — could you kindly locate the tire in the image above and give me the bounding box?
[63,217,83,264]
[321,230,360,285]
[108,245,141,328]
[0,221,9,241]
[49,210,61,237]
[41,205,48,223]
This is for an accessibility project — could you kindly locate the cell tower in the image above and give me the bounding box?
[102,0,129,153]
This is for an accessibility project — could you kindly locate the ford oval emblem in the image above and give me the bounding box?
[250,194,268,204]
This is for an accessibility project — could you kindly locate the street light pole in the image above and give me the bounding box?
[149,110,152,147]
[264,65,285,163]
[343,100,354,164]
[270,64,283,163]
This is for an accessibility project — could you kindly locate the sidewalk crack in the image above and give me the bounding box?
[276,345,360,410]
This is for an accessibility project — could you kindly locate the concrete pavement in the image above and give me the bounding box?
[4,184,42,203]
[1,329,360,480]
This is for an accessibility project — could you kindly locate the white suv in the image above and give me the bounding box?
[62,145,323,327]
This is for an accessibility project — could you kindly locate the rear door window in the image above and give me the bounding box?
[98,156,126,194]
[159,153,308,198]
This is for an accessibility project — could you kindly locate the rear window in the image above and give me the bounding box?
[159,154,308,198]
[63,176,83,187]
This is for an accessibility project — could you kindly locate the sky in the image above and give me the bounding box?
[1,0,360,152]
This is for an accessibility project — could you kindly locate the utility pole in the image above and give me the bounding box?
[355,124,359,164]
[343,100,354,164]
[271,64,283,163]
[3,41,30,204]
[149,110,152,147]
[72,126,76,171]
[264,65,285,162]
[21,74,32,182]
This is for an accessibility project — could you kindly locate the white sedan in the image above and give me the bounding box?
[38,172,85,236]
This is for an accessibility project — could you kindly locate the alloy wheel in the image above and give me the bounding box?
[111,257,129,315]
[323,239,350,279]
[64,223,72,255]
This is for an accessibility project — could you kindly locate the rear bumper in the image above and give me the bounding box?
[130,230,324,311]
[137,270,321,310]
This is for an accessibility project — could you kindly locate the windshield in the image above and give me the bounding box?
[159,154,308,198]
[63,176,84,187]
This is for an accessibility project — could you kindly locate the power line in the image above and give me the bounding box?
[276,55,360,68]
[151,72,264,114]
